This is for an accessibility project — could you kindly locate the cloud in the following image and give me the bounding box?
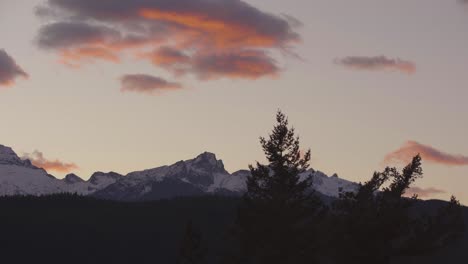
[335,56,416,74]
[22,151,78,173]
[37,22,158,66]
[140,46,191,75]
[384,141,468,166]
[405,187,446,198]
[120,74,182,95]
[59,47,121,67]
[192,50,279,80]
[37,22,121,50]
[140,48,279,79]
[42,0,299,47]
[36,0,300,80]
[147,46,191,66]
[0,50,29,87]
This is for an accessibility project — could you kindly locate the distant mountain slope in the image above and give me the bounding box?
[93,152,359,201]
[93,152,245,201]
[0,144,122,196]
[394,199,468,264]
[0,145,64,195]
[0,144,358,200]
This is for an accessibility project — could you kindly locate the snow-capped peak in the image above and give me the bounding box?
[85,153,359,200]
[0,145,16,157]
[191,152,225,172]
[302,169,359,197]
[0,144,65,195]
[0,145,36,168]
[0,144,359,200]
[64,173,85,184]
[89,172,123,185]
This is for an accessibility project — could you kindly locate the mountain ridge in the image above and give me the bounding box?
[0,144,358,200]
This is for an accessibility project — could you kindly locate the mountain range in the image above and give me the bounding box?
[0,144,358,201]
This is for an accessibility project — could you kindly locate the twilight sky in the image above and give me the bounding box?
[1,0,468,203]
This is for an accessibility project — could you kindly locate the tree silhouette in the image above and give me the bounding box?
[228,111,323,264]
[405,195,466,255]
[177,220,205,264]
[433,196,466,245]
[331,155,465,264]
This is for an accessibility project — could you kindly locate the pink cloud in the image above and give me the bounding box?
[191,50,280,80]
[384,141,468,166]
[22,151,78,173]
[120,74,182,95]
[335,56,416,74]
[36,0,300,81]
[0,50,29,87]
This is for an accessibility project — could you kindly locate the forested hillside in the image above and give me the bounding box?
[0,194,465,264]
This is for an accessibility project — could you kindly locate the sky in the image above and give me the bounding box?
[0,0,467,203]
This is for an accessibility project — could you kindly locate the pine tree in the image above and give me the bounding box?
[407,195,466,254]
[330,155,423,264]
[433,195,466,245]
[229,111,323,264]
[177,220,205,264]
[332,155,466,264]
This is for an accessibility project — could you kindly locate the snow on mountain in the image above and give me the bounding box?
[93,152,234,200]
[0,144,359,200]
[302,170,359,197]
[0,164,64,196]
[0,145,36,169]
[208,169,250,193]
[0,145,65,195]
[88,172,123,189]
[94,152,359,201]
[62,172,124,195]
[0,145,122,196]
[64,173,85,184]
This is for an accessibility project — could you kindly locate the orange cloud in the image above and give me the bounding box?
[121,74,182,95]
[146,46,190,66]
[139,46,191,76]
[192,50,280,80]
[0,50,29,87]
[384,141,468,166]
[38,22,163,67]
[140,48,280,80]
[59,47,121,66]
[22,151,78,173]
[405,187,446,198]
[335,56,416,74]
[36,0,300,81]
[139,9,279,49]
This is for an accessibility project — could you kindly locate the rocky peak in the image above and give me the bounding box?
[0,145,20,162]
[89,171,123,185]
[232,170,250,177]
[64,173,85,184]
[154,152,228,188]
[191,152,225,172]
[0,144,36,168]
